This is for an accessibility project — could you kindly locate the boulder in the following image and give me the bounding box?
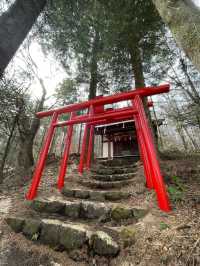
[89,191,105,201]
[91,231,119,256]
[111,206,133,222]
[75,189,90,199]
[105,191,130,201]
[22,219,41,238]
[62,188,75,197]
[64,201,81,218]
[40,219,61,246]
[132,208,148,219]
[60,224,88,250]
[81,201,109,219]
[31,199,65,213]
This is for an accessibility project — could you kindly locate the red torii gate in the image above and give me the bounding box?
[26,84,171,212]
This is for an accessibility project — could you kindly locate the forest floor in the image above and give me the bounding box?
[0,154,200,266]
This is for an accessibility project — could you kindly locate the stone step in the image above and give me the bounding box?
[91,173,135,182]
[29,197,147,223]
[79,178,135,189]
[62,188,131,201]
[97,159,139,167]
[5,216,120,257]
[91,166,137,175]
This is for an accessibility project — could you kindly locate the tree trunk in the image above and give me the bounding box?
[183,125,198,150]
[177,125,188,151]
[88,30,99,100]
[129,42,153,123]
[128,41,158,150]
[180,58,200,103]
[15,81,46,179]
[87,30,100,162]
[0,0,47,77]
[16,137,34,176]
[129,44,146,88]
[152,0,200,72]
[0,115,18,183]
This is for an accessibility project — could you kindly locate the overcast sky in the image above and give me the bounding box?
[28,42,66,99]
[192,0,200,7]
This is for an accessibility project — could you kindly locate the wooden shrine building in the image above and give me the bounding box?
[95,120,139,159]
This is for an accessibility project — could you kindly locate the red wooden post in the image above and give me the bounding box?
[78,123,89,174]
[26,112,58,200]
[86,105,95,170]
[134,114,154,189]
[86,125,94,170]
[133,95,171,211]
[57,112,75,190]
[108,138,112,160]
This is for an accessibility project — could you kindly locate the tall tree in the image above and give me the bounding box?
[15,89,46,178]
[152,0,200,72]
[41,0,113,100]
[101,0,164,89]
[0,78,20,182]
[0,0,47,77]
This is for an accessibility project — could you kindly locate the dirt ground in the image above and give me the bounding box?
[0,156,200,266]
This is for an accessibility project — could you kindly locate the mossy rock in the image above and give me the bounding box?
[132,209,148,219]
[6,217,24,233]
[75,190,90,199]
[22,219,41,238]
[31,200,47,212]
[31,199,65,213]
[89,191,105,201]
[62,188,75,197]
[105,191,130,201]
[120,227,136,248]
[40,219,61,246]
[60,224,87,250]
[64,202,81,218]
[111,206,133,221]
[81,201,108,219]
[91,231,119,256]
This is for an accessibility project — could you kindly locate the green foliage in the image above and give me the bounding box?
[168,186,184,203]
[160,221,170,230]
[171,175,184,191]
[120,227,136,247]
[54,78,78,105]
[40,0,165,95]
[167,175,185,204]
[31,232,39,241]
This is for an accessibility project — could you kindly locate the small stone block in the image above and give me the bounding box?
[89,191,105,201]
[132,208,148,219]
[111,206,133,221]
[22,219,41,237]
[60,224,88,250]
[105,191,123,201]
[81,202,109,219]
[40,219,61,246]
[64,202,81,218]
[62,188,75,197]
[75,190,89,199]
[91,231,119,256]
[45,200,65,213]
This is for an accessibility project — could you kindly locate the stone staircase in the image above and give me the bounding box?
[6,158,148,260]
